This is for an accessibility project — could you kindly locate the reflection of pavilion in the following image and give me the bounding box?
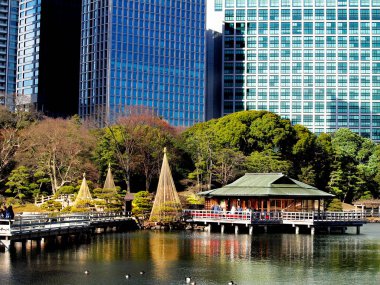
[189,232,315,262]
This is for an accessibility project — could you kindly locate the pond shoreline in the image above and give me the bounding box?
[366,217,380,223]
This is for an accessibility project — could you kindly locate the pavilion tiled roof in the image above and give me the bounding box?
[198,173,334,198]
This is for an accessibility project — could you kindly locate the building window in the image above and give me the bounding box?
[215,0,223,11]
[225,0,234,8]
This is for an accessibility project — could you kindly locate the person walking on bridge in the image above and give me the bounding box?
[5,205,14,219]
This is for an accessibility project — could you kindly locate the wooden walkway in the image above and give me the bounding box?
[0,212,138,251]
[183,210,366,235]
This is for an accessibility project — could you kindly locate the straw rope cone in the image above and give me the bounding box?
[149,148,182,223]
[74,173,93,206]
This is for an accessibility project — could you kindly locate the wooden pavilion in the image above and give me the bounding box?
[199,173,333,213]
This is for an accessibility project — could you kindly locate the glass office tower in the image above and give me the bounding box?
[0,0,18,107]
[16,0,81,116]
[80,0,206,126]
[215,0,380,140]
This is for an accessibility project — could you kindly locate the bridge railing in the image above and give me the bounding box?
[34,194,75,207]
[0,215,90,236]
[0,212,130,237]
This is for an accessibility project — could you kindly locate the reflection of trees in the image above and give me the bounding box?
[149,232,179,280]
[312,236,380,272]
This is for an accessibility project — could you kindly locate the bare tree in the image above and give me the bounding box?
[17,118,96,195]
[105,110,177,192]
[0,104,39,182]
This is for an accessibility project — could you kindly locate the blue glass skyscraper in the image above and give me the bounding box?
[79,0,206,126]
[0,0,18,107]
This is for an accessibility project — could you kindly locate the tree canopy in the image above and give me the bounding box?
[0,110,379,207]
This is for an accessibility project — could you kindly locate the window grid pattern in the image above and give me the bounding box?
[221,0,380,140]
[80,0,206,127]
[0,0,18,106]
[16,0,41,105]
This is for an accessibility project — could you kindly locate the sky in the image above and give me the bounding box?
[206,0,223,32]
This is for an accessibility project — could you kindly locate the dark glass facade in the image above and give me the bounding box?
[16,0,81,116]
[80,0,206,126]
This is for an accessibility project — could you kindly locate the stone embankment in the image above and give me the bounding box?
[143,221,188,230]
[366,217,380,223]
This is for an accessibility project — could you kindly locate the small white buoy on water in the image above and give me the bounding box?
[228,281,235,285]
[125,274,131,279]
[190,282,197,285]
[186,277,191,283]
[140,271,145,275]
[84,270,89,275]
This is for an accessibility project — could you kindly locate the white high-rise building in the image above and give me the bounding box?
[209,0,380,140]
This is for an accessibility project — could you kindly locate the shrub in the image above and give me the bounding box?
[327,198,343,212]
[40,200,62,212]
[132,191,153,218]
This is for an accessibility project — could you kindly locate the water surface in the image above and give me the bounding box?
[0,224,379,284]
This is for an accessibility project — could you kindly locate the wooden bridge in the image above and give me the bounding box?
[0,212,139,251]
[183,210,366,235]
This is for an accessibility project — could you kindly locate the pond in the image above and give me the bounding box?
[0,224,379,284]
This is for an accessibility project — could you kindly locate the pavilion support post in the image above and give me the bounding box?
[249,225,253,235]
[295,226,300,235]
[234,225,239,235]
[264,225,268,233]
[221,224,225,234]
[206,224,212,232]
[356,226,360,235]
[21,240,27,252]
[327,226,331,234]
[311,227,315,235]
